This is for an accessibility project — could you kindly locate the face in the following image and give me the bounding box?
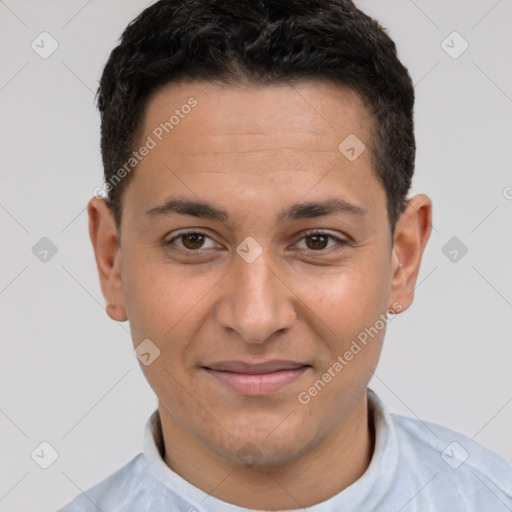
[90,80,431,467]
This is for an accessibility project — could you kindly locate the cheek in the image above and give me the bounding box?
[294,254,391,394]
[121,251,221,348]
[121,255,212,392]
[296,258,389,338]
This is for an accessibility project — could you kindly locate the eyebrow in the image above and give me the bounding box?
[145,196,367,223]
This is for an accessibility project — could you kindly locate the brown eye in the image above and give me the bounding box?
[166,231,218,251]
[295,231,348,252]
[181,233,206,250]
[305,234,329,250]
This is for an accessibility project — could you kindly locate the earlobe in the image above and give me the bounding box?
[88,197,128,322]
[106,301,127,322]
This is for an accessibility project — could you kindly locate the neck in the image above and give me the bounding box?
[159,392,374,510]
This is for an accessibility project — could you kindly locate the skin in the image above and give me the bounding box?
[88,80,432,510]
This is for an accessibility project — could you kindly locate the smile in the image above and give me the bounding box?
[202,361,311,395]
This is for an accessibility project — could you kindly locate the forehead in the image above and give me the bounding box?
[122,80,385,231]
[143,80,373,146]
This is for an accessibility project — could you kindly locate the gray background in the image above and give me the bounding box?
[1,0,511,510]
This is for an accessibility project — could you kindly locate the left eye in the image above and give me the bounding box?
[295,232,347,251]
[166,231,347,252]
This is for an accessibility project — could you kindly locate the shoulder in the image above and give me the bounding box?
[56,454,161,511]
[392,412,512,505]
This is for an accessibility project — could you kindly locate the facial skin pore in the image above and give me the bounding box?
[89,80,432,510]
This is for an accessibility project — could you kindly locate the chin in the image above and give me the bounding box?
[223,442,306,469]
[210,420,315,468]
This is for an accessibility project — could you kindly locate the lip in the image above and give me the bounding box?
[202,360,311,395]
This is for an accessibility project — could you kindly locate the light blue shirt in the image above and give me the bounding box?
[57,388,512,511]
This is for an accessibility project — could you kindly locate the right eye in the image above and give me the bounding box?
[165,230,221,252]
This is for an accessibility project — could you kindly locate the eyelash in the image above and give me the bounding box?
[165,229,349,255]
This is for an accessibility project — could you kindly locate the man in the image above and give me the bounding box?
[58,0,512,510]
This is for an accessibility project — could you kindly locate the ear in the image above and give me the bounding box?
[88,197,127,322]
[388,194,433,314]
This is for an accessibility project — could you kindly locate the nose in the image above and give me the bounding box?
[215,251,297,345]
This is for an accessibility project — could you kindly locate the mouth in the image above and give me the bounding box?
[202,360,312,396]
